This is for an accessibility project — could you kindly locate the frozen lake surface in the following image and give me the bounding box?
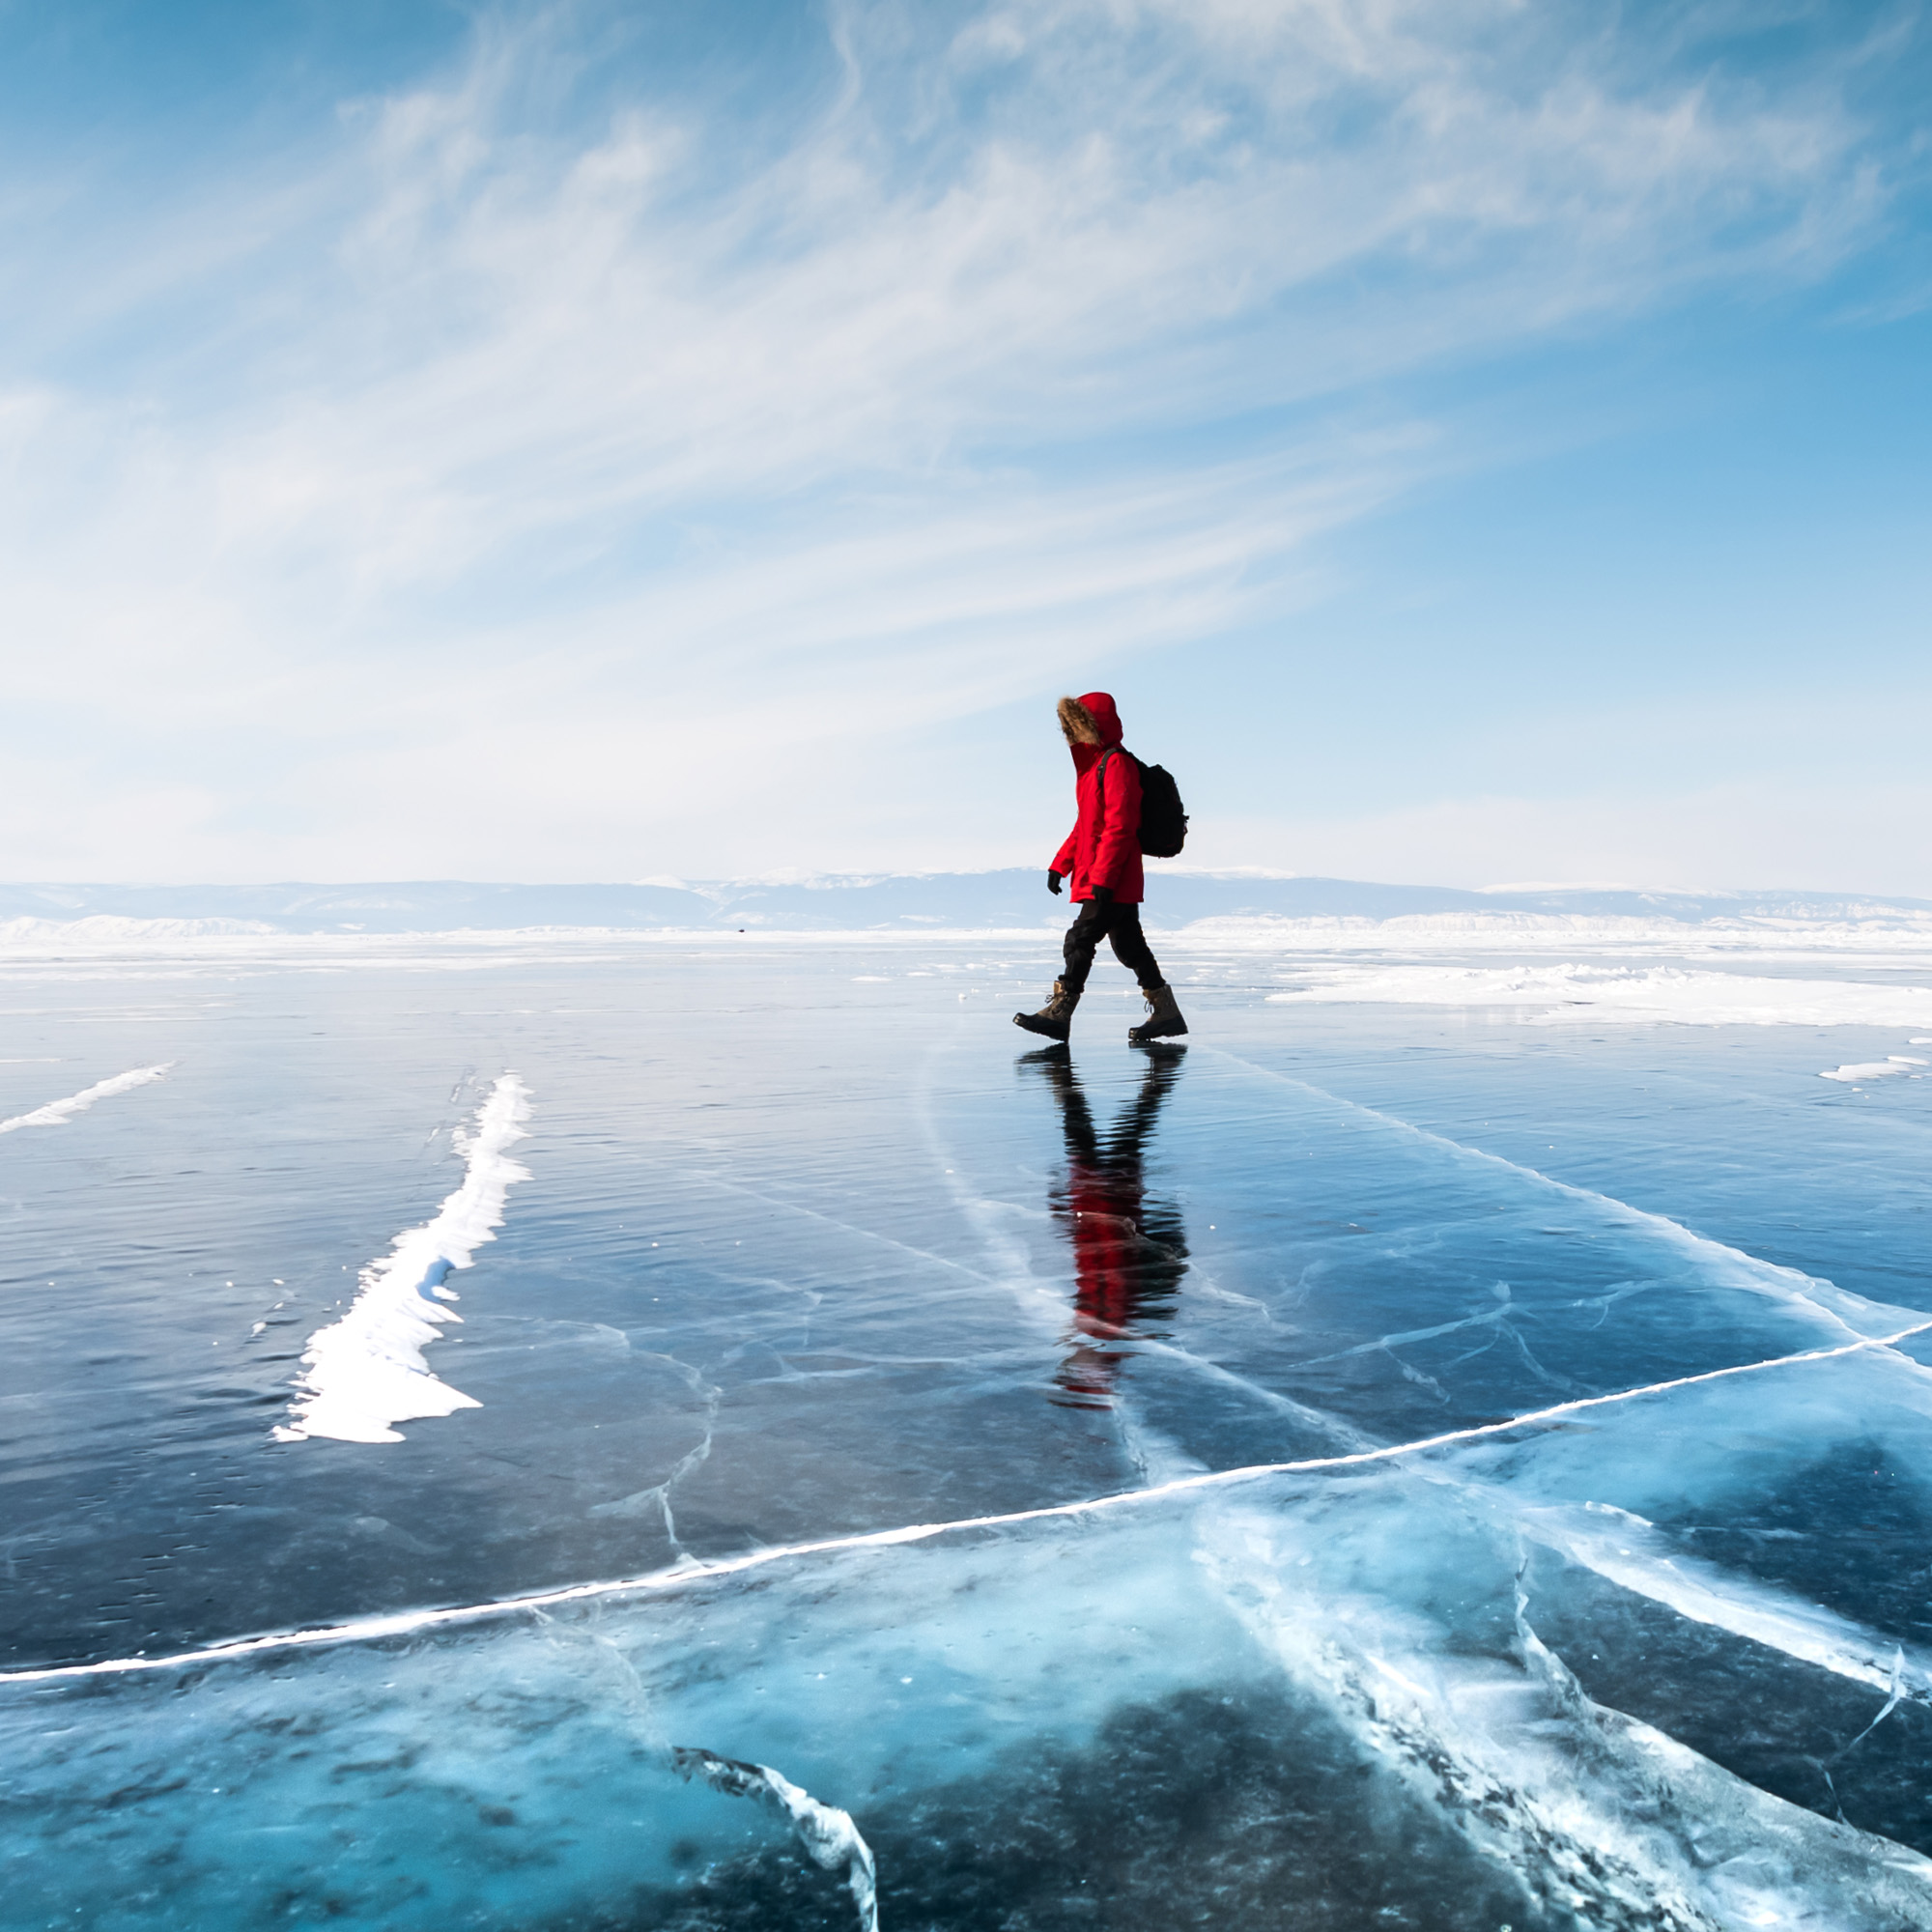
[7,927,1932,1928]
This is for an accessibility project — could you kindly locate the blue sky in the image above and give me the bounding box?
[2,0,1927,889]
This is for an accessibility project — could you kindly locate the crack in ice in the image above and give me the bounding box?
[586,1356,720,1554]
[531,1612,875,1925]
[1495,1499,1932,1714]
[1838,1650,1909,1756]
[1207,1047,1926,1350]
[1284,1285,1513,1370]
[12,1313,1932,1687]
[673,1747,877,1932]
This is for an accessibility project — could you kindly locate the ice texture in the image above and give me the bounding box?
[5,933,1932,1927]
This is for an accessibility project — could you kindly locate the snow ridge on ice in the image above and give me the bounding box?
[1821,1056,1927,1083]
[0,1062,172,1134]
[274,1074,531,1445]
[1266,962,1932,1026]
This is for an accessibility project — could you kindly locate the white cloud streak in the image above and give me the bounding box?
[0,0,1898,878]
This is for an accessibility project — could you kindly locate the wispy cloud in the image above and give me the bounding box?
[1234,776,1932,898]
[0,0,1905,878]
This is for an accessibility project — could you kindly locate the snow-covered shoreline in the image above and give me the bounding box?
[7,909,1932,958]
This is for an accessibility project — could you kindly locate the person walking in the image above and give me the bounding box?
[1013,692,1188,1045]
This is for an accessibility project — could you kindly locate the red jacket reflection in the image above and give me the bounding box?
[1037,1054,1187,1407]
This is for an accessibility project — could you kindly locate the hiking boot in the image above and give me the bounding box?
[1014,978,1080,1042]
[1128,983,1187,1044]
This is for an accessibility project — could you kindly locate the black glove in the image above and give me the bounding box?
[1091,885,1114,907]
[1047,869,1064,895]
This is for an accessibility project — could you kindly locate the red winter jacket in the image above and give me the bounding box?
[1050,692,1145,904]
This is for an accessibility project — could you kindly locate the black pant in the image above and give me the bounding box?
[1063,899,1163,994]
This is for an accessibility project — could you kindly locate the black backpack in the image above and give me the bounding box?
[1098,750,1189,859]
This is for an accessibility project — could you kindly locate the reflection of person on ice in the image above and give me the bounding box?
[1013,693,1188,1046]
[1025,1046,1188,1407]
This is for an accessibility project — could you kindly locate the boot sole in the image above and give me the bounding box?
[1013,1014,1072,1042]
[1127,1021,1188,1043]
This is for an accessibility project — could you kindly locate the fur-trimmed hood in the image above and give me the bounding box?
[1058,692,1123,748]
[1049,690,1144,903]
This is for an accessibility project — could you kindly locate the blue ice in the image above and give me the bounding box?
[5,935,1932,1928]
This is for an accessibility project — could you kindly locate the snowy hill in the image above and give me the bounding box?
[2,872,1931,938]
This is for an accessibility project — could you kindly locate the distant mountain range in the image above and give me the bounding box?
[4,873,1930,934]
